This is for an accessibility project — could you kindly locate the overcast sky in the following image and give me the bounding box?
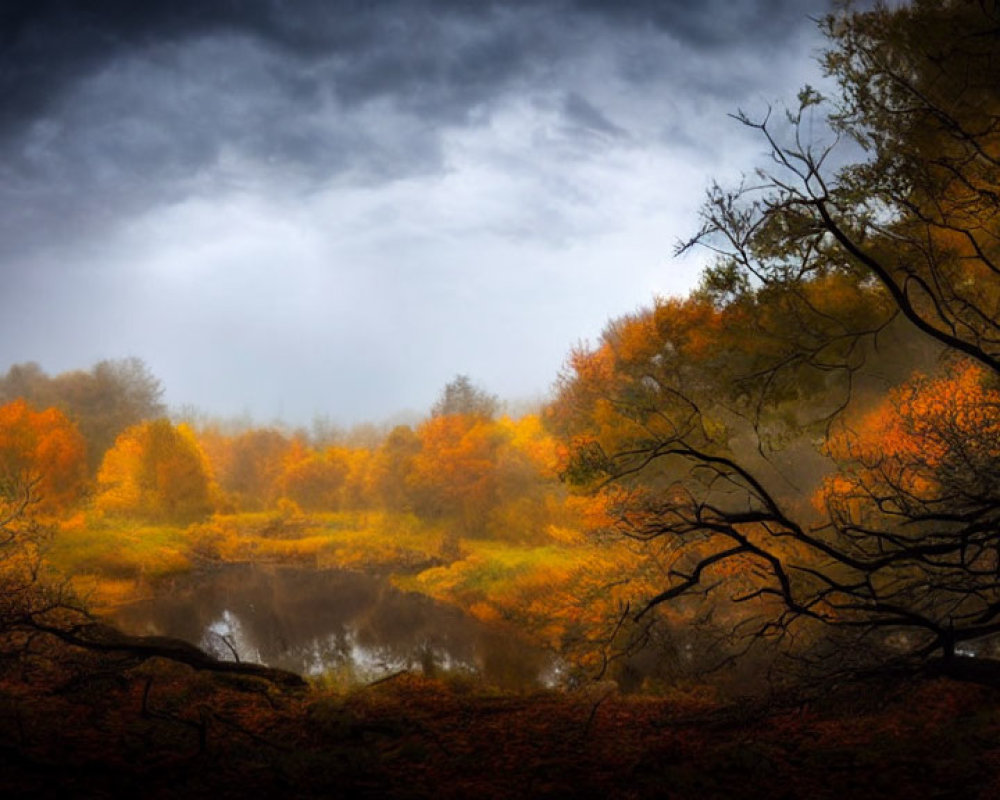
[0,0,833,426]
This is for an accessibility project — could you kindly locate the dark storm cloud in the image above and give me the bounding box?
[0,1,545,255]
[0,0,831,260]
[563,93,628,140]
[574,0,830,47]
[1,1,521,140]
[0,0,829,197]
[0,0,834,422]
[1,0,831,141]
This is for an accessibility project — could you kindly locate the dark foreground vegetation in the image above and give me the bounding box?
[5,639,1000,799]
[6,1,1000,796]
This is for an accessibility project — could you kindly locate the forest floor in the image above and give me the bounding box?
[3,638,1000,799]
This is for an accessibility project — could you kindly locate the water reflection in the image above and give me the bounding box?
[109,564,561,688]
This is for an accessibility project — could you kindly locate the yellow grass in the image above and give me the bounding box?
[49,516,192,580]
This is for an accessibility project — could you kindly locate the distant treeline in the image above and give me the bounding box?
[0,366,569,543]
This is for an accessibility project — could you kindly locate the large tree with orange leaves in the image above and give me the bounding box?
[555,1,1000,676]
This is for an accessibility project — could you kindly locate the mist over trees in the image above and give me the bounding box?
[431,374,500,420]
[0,358,165,472]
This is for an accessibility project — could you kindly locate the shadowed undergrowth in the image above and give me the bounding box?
[4,636,1000,799]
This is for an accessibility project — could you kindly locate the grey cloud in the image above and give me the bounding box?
[0,2,549,252]
[563,92,628,139]
[0,0,832,288]
[571,0,832,48]
[1,1,832,140]
[0,1,521,140]
[0,0,835,425]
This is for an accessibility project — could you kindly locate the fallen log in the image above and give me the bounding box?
[18,617,308,689]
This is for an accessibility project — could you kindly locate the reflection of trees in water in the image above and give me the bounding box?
[200,609,261,664]
[109,565,557,687]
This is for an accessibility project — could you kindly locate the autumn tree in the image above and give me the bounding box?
[96,419,216,523]
[403,377,504,535]
[72,358,166,468]
[555,1,1000,676]
[817,361,1000,660]
[368,425,422,512]
[199,426,291,511]
[487,414,567,543]
[277,441,364,512]
[0,401,87,630]
[0,400,88,517]
[686,0,1000,374]
[408,413,504,534]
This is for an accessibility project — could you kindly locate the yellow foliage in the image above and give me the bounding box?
[95,419,217,523]
[95,419,214,521]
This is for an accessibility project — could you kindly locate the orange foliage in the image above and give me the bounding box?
[408,414,505,527]
[198,427,291,511]
[276,442,372,512]
[551,280,892,484]
[548,295,736,478]
[188,410,567,541]
[367,425,422,512]
[0,399,87,515]
[403,412,567,540]
[278,442,350,512]
[821,360,1000,519]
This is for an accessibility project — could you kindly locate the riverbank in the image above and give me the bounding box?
[45,509,656,683]
[47,510,454,610]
